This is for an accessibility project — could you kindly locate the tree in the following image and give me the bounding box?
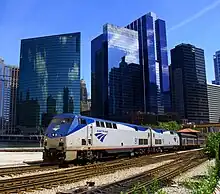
[158,121,181,131]
[141,121,181,131]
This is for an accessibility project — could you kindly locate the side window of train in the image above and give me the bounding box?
[170,131,174,135]
[112,123,117,129]
[96,121,100,127]
[155,139,162,144]
[139,139,148,145]
[100,121,105,128]
[81,139,86,145]
[105,122,112,128]
[79,118,87,125]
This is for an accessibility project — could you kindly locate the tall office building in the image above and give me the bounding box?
[80,79,88,102]
[17,33,81,134]
[0,58,19,134]
[91,24,143,119]
[8,66,19,132]
[207,84,220,123]
[213,50,220,85]
[126,12,171,114]
[170,43,209,124]
[80,79,90,112]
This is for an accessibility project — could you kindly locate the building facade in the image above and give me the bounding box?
[80,79,88,102]
[213,50,220,85]
[0,58,19,134]
[170,43,209,124]
[17,33,81,134]
[126,12,171,114]
[207,83,220,123]
[91,24,143,119]
[80,79,90,113]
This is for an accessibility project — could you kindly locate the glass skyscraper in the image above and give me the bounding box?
[91,24,143,119]
[17,33,81,134]
[170,43,209,124]
[0,58,19,134]
[126,12,170,114]
[213,50,220,85]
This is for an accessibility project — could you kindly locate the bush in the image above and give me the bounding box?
[204,132,220,158]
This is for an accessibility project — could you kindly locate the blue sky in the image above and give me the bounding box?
[0,0,220,97]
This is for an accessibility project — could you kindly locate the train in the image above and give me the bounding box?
[43,113,206,163]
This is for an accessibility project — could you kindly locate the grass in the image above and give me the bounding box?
[183,164,219,194]
[121,179,167,194]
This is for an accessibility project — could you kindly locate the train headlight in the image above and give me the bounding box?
[60,138,63,142]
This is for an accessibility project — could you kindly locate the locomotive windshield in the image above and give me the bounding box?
[45,117,74,137]
[50,118,73,125]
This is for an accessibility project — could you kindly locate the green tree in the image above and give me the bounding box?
[158,121,180,131]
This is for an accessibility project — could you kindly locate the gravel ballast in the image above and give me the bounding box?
[24,159,174,194]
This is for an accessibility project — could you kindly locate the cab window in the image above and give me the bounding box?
[96,121,100,127]
[79,118,87,125]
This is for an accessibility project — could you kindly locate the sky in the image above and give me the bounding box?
[0,0,220,97]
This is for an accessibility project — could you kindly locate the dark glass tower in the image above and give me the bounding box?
[126,12,171,114]
[17,33,81,133]
[170,43,209,124]
[91,24,143,119]
[213,50,220,85]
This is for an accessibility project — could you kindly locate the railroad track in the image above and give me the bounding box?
[0,150,203,194]
[79,153,207,194]
[0,163,61,177]
[0,150,187,177]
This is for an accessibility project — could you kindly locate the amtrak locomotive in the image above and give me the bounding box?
[43,114,205,162]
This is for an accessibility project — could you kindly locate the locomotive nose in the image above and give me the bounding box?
[46,138,65,150]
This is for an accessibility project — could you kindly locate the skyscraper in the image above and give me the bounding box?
[0,58,19,134]
[213,50,220,85]
[207,83,220,123]
[126,12,170,114]
[170,43,209,124]
[9,66,19,133]
[80,79,90,113]
[91,24,143,119]
[17,33,81,134]
[80,79,88,102]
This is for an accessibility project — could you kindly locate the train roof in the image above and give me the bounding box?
[54,113,153,132]
[53,114,175,133]
[152,128,176,133]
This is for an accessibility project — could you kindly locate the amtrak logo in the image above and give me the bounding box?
[95,132,107,142]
